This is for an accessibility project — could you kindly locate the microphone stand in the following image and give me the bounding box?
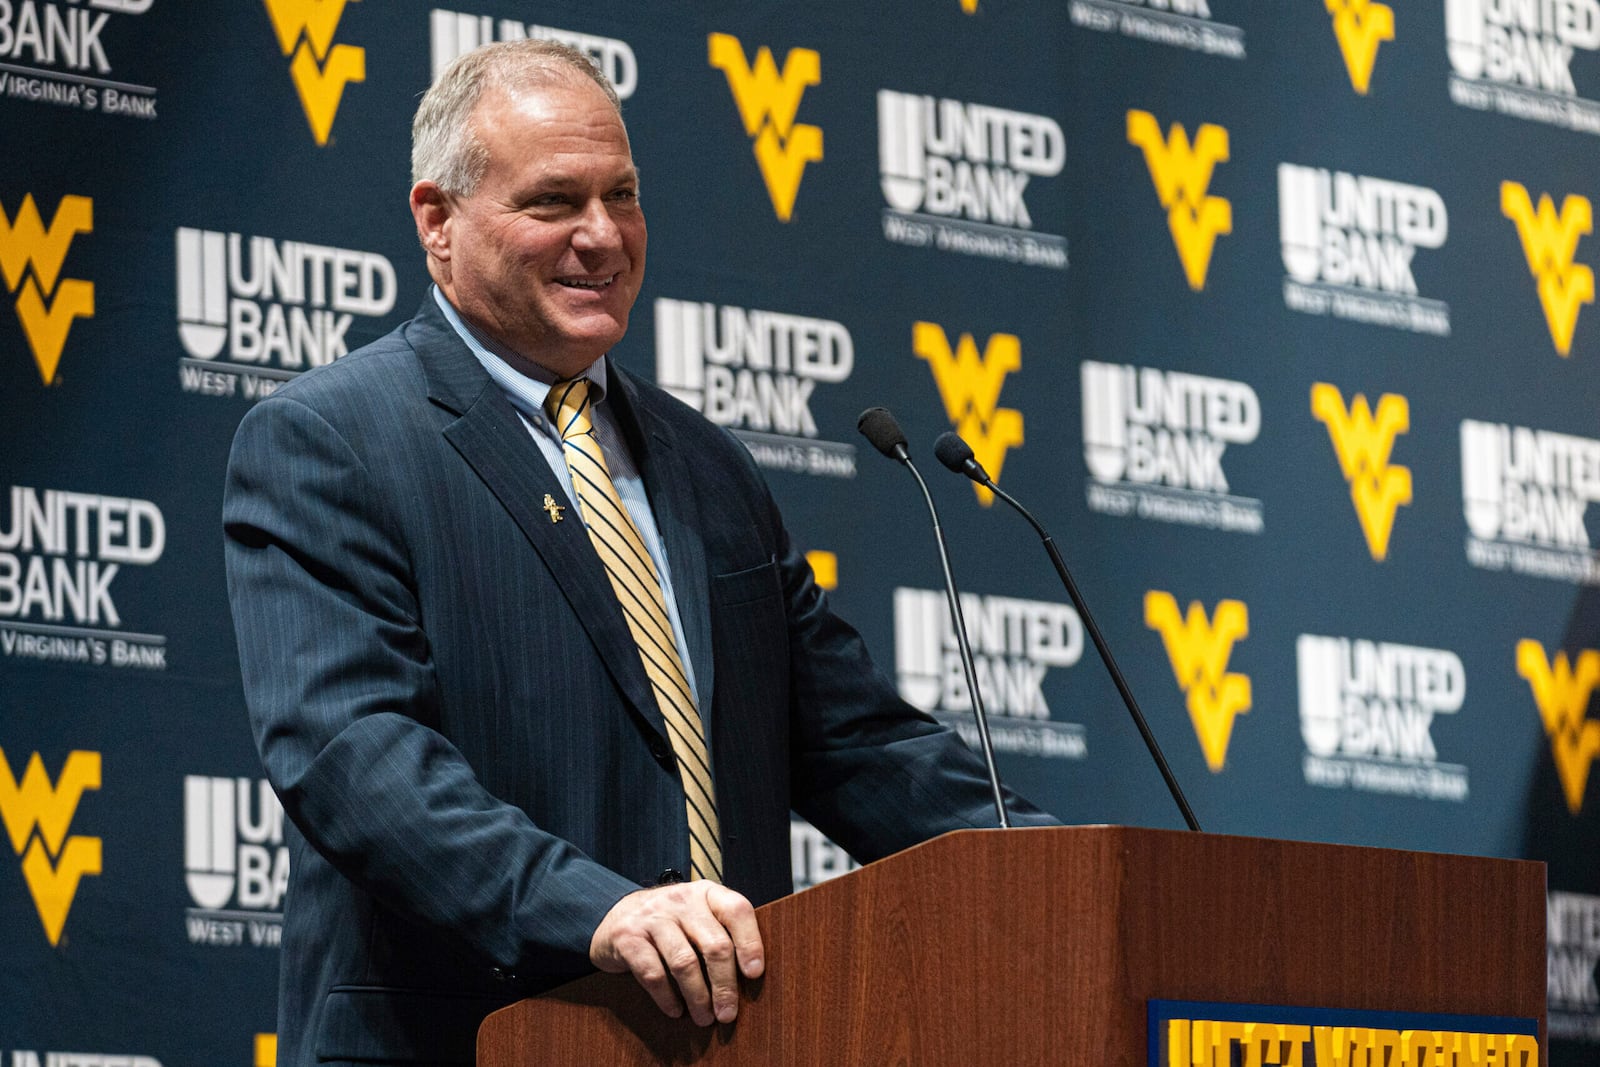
[858,409,1011,828]
[902,457,1011,829]
[936,433,1201,833]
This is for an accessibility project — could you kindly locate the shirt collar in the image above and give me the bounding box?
[431,286,608,420]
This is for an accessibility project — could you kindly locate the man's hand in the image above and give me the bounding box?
[589,880,765,1026]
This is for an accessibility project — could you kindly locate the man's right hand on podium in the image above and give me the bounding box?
[589,880,766,1027]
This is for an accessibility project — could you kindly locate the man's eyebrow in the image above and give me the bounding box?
[518,168,640,192]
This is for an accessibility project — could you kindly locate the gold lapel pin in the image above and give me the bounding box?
[542,494,566,524]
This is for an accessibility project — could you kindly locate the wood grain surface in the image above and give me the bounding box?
[477,826,1546,1066]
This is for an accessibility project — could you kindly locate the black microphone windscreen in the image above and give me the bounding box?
[857,407,909,459]
[934,432,975,474]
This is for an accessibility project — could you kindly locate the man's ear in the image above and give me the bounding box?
[410,181,453,262]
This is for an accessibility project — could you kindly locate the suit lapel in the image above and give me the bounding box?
[406,300,668,742]
[609,367,717,725]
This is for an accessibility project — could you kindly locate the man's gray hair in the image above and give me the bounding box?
[412,40,623,196]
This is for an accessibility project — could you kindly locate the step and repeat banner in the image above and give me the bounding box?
[4,1,1600,1062]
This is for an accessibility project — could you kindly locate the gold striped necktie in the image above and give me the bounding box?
[544,378,722,882]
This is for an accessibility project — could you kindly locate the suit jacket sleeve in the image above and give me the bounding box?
[224,392,639,979]
[730,442,1058,860]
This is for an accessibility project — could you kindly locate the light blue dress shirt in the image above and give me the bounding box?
[432,287,704,717]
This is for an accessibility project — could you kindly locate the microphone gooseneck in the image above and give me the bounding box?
[857,410,1011,829]
[932,432,1202,833]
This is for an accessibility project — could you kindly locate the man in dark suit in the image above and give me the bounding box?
[224,40,1050,1067]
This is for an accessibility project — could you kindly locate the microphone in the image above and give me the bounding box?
[933,432,986,483]
[933,432,1203,833]
[856,408,1011,829]
[858,406,910,462]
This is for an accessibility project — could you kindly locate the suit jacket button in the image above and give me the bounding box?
[657,867,685,885]
[648,738,670,764]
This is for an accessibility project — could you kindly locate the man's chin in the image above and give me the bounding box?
[559,315,629,354]
[520,322,627,375]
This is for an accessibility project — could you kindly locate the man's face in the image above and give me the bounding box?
[424,76,646,378]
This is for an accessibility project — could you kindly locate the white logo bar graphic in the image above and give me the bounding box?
[184,775,236,910]
[1461,419,1505,540]
[176,228,228,359]
[1081,360,1128,483]
[893,587,944,710]
[1296,634,1344,758]
[1278,164,1322,283]
[878,90,926,212]
[654,298,704,405]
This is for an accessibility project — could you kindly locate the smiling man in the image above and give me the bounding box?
[411,60,645,378]
[224,40,1051,1067]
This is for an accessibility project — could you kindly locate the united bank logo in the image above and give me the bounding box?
[0,485,168,670]
[427,10,637,96]
[1081,361,1263,533]
[708,33,821,223]
[0,747,101,946]
[1501,181,1594,356]
[0,193,93,386]
[262,0,365,146]
[878,90,1068,269]
[0,0,159,119]
[1067,0,1246,60]
[894,587,1087,760]
[1326,0,1394,94]
[1462,419,1600,584]
[1127,110,1232,291]
[655,298,856,478]
[1297,635,1469,802]
[1311,383,1412,562]
[176,226,397,400]
[1517,640,1600,815]
[914,322,1023,506]
[185,775,288,948]
[1548,890,1600,1039]
[1279,164,1451,336]
[1145,592,1250,772]
[1448,0,1600,135]
[8,1052,161,1067]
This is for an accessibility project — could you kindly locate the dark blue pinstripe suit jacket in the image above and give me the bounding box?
[222,297,1051,1066]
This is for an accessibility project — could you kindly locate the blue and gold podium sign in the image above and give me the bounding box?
[1150,1001,1541,1066]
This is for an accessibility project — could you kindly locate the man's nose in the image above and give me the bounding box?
[572,198,624,250]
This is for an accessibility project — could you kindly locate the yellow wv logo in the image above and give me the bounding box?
[1502,182,1594,357]
[913,321,1023,507]
[0,194,94,386]
[1144,593,1251,772]
[708,33,823,223]
[0,748,102,946]
[262,0,365,146]
[1517,641,1600,815]
[1311,383,1412,561]
[1327,0,1394,95]
[805,550,838,591]
[1127,110,1232,291]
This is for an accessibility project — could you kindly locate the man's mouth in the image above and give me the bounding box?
[556,274,619,290]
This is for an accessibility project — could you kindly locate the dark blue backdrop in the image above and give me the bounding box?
[3,2,1597,1061]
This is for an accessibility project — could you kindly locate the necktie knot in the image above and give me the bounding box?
[545,378,595,442]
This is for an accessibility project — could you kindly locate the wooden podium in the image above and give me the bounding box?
[478,826,1545,1065]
